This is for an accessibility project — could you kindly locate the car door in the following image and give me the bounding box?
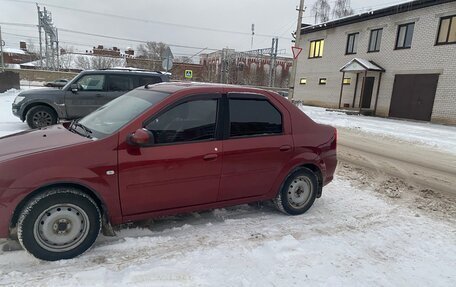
[65,74,107,119]
[219,93,294,201]
[118,94,223,216]
[106,74,134,104]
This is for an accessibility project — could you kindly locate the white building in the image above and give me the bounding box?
[293,0,456,124]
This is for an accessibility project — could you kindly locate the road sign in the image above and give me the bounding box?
[185,70,193,79]
[162,57,173,71]
[291,46,303,59]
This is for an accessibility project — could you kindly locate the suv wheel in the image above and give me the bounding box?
[274,168,318,215]
[17,188,101,261]
[26,105,58,129]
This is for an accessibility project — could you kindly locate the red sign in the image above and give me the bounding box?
[291,46,303,59]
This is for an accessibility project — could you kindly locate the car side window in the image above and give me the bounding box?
[229,98,282,138]
[139,76,162,86]
[75,75,105,91]
[107,75,133,91]
[145,99,218,144]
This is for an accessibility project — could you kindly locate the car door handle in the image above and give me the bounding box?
[95,94,103,97]
[203,154,218,161]
[279,145,292,152]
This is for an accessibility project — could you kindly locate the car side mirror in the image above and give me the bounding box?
[127,128,154,146]
[70,83,78,93]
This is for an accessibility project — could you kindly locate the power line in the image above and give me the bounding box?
[0,22,221,51]
[0,0,291,40]
[58,28,220,51]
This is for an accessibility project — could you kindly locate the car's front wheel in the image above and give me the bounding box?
[17,188,101,261]
[26,105,58,129]
[274,168,318,215]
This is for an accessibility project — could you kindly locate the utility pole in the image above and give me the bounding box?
[0,26,5,72]
[269,37,278,87]
[37,4,59,70]
[289,0,305,100]
[37,4,43,69]
[251,24,255,49]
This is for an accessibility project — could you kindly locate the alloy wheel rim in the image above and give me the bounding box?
[32,111,52,127]
[33,204,90,252]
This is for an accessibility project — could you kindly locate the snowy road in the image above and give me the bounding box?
[0,89,455,286]
[0,164,455,286]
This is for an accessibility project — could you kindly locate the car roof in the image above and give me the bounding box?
[80,69,164,77]
[142,82,276,95]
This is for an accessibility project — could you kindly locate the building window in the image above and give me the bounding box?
[437,15,456,45]
[343,78,351,85]
[345,33,359,55]
[395,23,415,49]
[319,78,327,85]
[309,39,324,58]
[300,78,307,85]
[368,28,383,52]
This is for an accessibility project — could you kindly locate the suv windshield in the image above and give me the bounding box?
[78,89,169,138]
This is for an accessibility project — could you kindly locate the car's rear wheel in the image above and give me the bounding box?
[274,168,318,215]
[17,188,101,261]
[26,105,58,129]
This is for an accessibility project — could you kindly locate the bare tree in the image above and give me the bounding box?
[58,46,75,70]
[90,56,124,69]
[75,56,91,70]
[74,55,124,70]
[174,56,193,63]
[26,39,39,55]
[137,42,169,60]
[312,0,331,23]
[332,0,354,19]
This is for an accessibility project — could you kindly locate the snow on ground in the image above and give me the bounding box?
[0,89,28,138]
[300,105,456,154]
[0,164,455,286]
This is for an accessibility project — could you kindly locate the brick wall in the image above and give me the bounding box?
[294,2,456,124]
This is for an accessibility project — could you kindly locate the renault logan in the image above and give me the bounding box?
[0,82,337,261]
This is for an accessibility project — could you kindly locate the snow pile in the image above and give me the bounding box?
[300,105,456,154]
[0,89,29,137]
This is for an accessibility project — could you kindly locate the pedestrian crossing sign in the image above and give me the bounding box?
[185,70,193,79]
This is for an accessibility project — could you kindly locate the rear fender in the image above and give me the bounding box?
[267,152,325,198]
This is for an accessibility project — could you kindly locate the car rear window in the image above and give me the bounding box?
[229,98,282,138]
[139,76,162,86]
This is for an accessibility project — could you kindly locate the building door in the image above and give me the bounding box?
[361,77,375,109]
[389,74,439,121]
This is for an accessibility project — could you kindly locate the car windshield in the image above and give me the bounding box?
[78,89,169,138]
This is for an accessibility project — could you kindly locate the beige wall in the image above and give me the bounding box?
[294,2,456,124]
[5,69,78,83]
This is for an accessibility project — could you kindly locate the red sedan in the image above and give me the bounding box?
[0,82,337,261]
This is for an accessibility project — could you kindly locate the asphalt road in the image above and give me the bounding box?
[337,128,456,196]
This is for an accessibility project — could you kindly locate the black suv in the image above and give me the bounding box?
[12,69,169,128]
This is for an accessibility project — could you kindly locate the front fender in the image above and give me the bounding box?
[21,99,66,120]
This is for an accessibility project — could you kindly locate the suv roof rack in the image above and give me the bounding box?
[97,68,162,73]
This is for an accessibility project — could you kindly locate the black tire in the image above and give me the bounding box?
[26,105,58,129]
[274,168,318,216]
[17,188,101,261]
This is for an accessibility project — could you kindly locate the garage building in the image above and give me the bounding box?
[293,0,456,124]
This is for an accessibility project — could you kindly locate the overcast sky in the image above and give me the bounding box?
[0,0,402,58]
